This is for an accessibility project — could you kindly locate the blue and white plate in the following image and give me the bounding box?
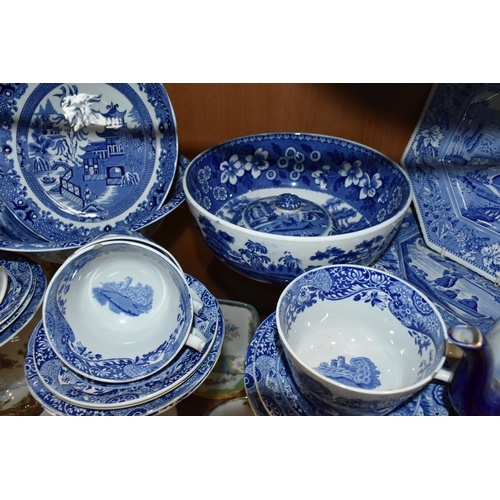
[373,210,500,336]
[34,275,220,409]
[245,312,450,416]
[0,83,177,244]
[0,154,189,265]
[0,254,33,325]
[402,83,500,285]
[0,260,46,347]
[24,298,224,416]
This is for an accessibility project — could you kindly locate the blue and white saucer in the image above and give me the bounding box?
[34,275,220,409]
[0,260,46,347]
[25,293,224,416]
[0,84,178,244]
[245,313,450,416]
[402,83,500,285]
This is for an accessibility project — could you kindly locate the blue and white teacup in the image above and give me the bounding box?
[43,238,207,383]
[276,264,449,416]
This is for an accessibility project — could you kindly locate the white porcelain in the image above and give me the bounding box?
[43,239,204,383]
[276,264,449,416]
[183,133,412,284]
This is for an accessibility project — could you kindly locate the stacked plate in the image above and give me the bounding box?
[0,251,46,348]
[0,83,185,263]
[25,271,225,416]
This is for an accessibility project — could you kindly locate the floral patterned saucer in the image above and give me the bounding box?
[245,313,450,416]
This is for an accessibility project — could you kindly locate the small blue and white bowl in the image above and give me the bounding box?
[42,238,204,383]
[183,133,412,284]
[276,264,449,416]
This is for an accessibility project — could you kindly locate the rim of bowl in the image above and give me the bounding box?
[275,263,449,397]
[43,238,194,342]
[183,132,413,243]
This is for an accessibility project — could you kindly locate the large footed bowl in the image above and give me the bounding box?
[183,133,412,284]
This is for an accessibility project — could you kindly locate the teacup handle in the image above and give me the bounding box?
[185,326,208,353]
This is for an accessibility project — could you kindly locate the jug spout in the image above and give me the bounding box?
[448,324,500,416]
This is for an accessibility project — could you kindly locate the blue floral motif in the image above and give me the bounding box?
[244,148,269,179]
[339,160,363,187]
[220,154,245,185]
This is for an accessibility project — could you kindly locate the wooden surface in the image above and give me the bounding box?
[150,83,433,415]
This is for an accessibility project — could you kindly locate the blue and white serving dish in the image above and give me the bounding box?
[402,83,500,285]
[183,133,412,284]
[0,153,189,263]
[34,274,220,409]
[0,83,177,244]
[24,295,225,416]
[43,239,196,383]
[245,312,450,416]
[373,210,500,336]
[0,257,46,347]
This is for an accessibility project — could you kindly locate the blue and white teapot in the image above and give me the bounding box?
[447,321,500,416]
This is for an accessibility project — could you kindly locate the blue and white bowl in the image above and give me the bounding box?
[276,264,449,415]
[183,133,412,284]
[42,238,199,383]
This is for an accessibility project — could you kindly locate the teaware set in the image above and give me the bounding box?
[1,82,499,416]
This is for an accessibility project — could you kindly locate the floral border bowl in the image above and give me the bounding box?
[183,133,412,284]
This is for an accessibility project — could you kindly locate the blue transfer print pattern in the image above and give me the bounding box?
[403,83,500,283]
[92,277,154,317]
[185,133,410,284]
[0,84,177,243]
[316,356,381,389]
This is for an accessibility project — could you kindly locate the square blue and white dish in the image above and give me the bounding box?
[402,83,500,284]
[373,209,500,336]
[0,83,178,244]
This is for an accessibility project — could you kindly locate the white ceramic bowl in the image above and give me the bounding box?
[183,133,412,284]
[276,264,448,415]
[43,239,196,383]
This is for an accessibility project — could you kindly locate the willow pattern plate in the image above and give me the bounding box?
[0,83,177,244]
